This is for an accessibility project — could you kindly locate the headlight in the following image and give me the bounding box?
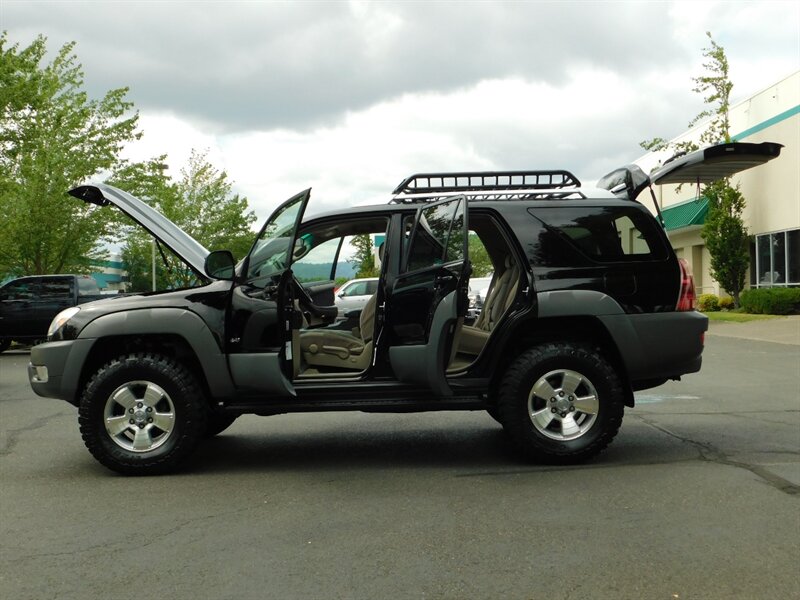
[48,306,81,338]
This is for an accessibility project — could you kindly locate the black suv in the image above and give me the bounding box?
[28,142,781,474]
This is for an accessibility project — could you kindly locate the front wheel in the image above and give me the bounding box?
[498,343,624,464]
[78,353,208,475]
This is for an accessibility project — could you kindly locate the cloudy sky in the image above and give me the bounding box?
[2,0,799,220]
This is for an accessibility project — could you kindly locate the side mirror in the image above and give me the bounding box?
[205,250,236,280]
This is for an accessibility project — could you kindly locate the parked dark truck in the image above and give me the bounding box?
[26,142,782,475]
[0,274,107,352]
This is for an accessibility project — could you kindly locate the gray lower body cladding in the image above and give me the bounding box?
[599,311,708,382]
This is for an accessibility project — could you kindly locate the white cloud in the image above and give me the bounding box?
[3,0,798,226]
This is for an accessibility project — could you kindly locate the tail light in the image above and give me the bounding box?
[676,258,696,311]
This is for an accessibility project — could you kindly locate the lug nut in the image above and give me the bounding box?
[569,406,575,412]
[550,397,556,403]
[559,391,565,397]
[137,402,143,408]
[138,423,145,429]
[129,419,135,424]
[147,417,153,423]
[128,408,134,414]
[561,412,567,417]
[569,396,574,401]
[146,406,153,412]
[550,407,556,413]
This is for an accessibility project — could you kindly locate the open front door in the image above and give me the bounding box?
[227,189,310,397]
[388,196,469,397]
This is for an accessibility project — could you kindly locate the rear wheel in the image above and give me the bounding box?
[78,353,208,475]
[498,342,624,464]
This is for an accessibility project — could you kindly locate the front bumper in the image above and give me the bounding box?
[28,339,94,405]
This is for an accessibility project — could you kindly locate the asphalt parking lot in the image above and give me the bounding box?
[1,320,798,600]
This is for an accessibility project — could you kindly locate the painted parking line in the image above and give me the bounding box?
[634,394,701,404]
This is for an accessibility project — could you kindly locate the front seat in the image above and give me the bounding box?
[299,294,377,371]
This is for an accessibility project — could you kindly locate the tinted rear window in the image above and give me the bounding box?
[529,206,667,262]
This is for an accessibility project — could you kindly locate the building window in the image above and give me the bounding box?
[754,228,800,287]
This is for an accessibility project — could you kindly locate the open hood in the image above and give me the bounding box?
[598,142,783,202]
[69,183,210,276]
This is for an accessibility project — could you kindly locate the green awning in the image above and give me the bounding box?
[660,197,709,231]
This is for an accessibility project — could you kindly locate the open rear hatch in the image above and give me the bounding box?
[598,141,783,203]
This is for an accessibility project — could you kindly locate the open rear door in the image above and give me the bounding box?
[388,196,469,397]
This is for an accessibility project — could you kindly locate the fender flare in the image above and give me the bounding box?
[76,307,234,399]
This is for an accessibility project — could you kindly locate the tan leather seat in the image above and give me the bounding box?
[299,294,377,371]
[458,256,519,356]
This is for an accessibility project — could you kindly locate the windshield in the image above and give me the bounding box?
[246,192,308,282]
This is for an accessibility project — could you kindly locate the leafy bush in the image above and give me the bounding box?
[718,296,734,311]
[739,288,800,315]
[698,294,720,312]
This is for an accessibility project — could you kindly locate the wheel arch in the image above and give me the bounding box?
[489,314,635,408]
[71,308,234,406]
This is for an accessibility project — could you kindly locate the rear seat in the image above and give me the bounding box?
[458,256,519,356]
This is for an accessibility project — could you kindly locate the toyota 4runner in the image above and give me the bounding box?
[28,142,782,474]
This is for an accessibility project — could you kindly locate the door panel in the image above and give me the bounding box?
[387,196,469,396]
[303,281,336,306]
[390,289,459,397]
[33,277,74,334]
[0,280,39,338]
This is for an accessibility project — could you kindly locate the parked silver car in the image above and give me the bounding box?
[467,274,493,319]
[335,277,379,313]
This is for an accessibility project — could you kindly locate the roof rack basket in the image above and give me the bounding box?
[390,170,582,203]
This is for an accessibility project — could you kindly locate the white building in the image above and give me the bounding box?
[635,71,799,296]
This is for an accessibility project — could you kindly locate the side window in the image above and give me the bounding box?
[247,193,307,282]
[406,198,464,272]
[293,230,387,284]
[615,215,652,256]
[293,236,342,282]
[77,277,97,296]
[39,278,72,301]
[366,280,379,295]
[0,281,34,301]
[446,201,465,262]
[531,206,666,262]
[345,281,368,296]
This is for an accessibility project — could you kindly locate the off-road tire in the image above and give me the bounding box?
[498,342,624,464]
[78,353,208,475]
[204,412,239,438]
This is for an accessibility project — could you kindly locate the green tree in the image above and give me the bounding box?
[107,156,179,291]
[111,150,257,291]
[640,32,748,306]
[701,180,749,307]
[0,34,139,276]
[468,233,493,276]
[350,233,378,278]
